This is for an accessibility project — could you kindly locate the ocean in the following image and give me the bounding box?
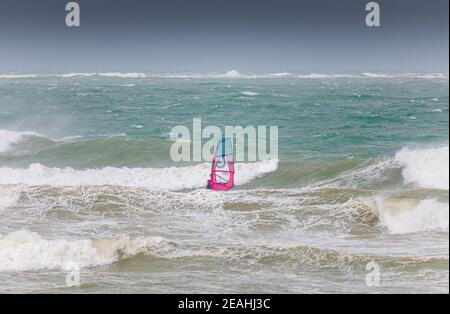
[0,71,448,293]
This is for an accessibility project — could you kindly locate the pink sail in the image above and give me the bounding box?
[210,138,235,191]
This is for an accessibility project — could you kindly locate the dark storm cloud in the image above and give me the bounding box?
[0,0,448,72]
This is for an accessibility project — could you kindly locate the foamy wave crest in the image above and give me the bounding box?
[0,185,21,210]
[241,91,259,96]
[0,74,37,79]
[270,72,293,77]
[161,71,249,79]
[396,146,449,190]
[0,130,44,153]
[294,73,449,79]
[377,198,449,234]
[362,72,392,78]
[58,72,96,78]
[97,72,146,78]
[0,230,170,272]
[322,145,450,190]
[362,72,449,79]
[415,73,449,79]
[217,70,243,78]
[298,73,357,79]
[0,160,278,190]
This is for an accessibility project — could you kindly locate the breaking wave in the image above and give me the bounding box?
[0,160,278,190]
[0,185,22,210]
[0,130,46,153]
[395,145,449,190]
[319,145,449,191]
[376,198,449,234]
[298,73,358,79]
[0,230,170,272]
[58,72,96,78]
[0,230,446,273]
[0,74,37,79]
[97,72,146,78]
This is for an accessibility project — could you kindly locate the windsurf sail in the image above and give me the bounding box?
[210,138,235,191]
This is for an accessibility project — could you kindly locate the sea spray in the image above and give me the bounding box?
[0,160,278,190]
[396,146,449,189]
[0,230,170,272]
[0,130,43,153]
[377,198,449,234]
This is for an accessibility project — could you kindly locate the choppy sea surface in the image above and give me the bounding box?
[0,71,448,293]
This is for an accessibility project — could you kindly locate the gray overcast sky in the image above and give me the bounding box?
[0,0,448,72]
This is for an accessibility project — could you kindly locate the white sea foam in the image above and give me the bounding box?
[0,230,169,272]
[162,71,260,79]
[298,73,331,79]
[51,73,141,78]
[319,145,449,191]
[377,198,449,234]
[285,72,448,80]
[0,74,37,79]
[217,70,243,78]
[298,73,359,79]
[0,130,43,153]
[108,71,449,80]
[395,146,449,189]
[0,160,278,190]
[97,72,146,78]
[159,73,204,79]
[241,91,259,96]
[415,73,449,79]
[58,73,96,78]
[269,72,293,77]
[362,72,391,78]
[0,185,22,210]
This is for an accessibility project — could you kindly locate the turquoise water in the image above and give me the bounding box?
[0,73,448,293]
[1,75,448,162]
